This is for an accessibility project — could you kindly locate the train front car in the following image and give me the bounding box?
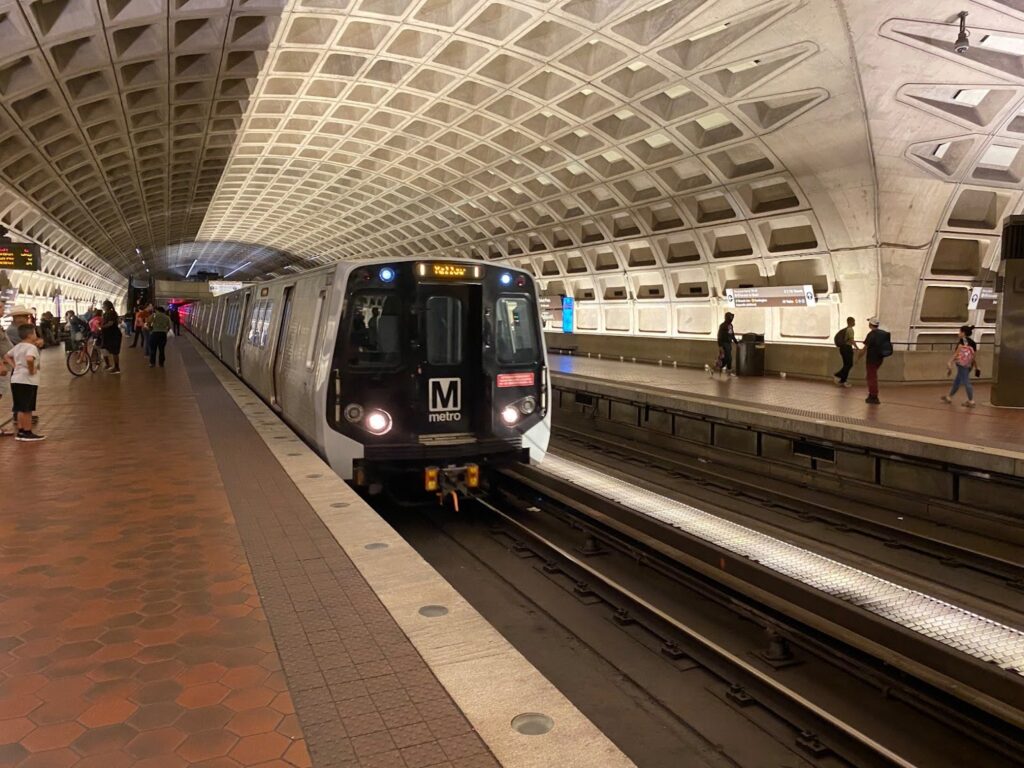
[325,259,550,495]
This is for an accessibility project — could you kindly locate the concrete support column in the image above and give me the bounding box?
[992,215,1024,407]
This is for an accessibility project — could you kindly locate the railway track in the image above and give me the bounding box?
[376,462,1024,768]
[553,425,1024,619]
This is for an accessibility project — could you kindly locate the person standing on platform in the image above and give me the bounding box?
[169,305,181,336]
[6,306,32,348]
[833,317,858,387]
[147,307,172,368]
[941,325,978,408]
[131,305,146,347]
[100,300,122,375]
[716,312,739,377]
[859,317,891,405]
[3,324,45,441]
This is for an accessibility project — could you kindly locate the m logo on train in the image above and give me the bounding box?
[428,378,461,422]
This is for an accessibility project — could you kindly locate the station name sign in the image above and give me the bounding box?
[0,242,41,271]
[968,286,997,311]
[725,285,816,308]
[209,280,244,296]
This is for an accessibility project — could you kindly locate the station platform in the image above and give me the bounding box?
[548,352,1024,483]
[0,337,630,768]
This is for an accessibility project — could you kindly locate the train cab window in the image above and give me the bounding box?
[347,293,400,367]
[495,296,537,365]
[425,296,463,365]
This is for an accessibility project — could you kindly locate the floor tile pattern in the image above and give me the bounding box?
[179,340,498,768]
[0,337,308,766]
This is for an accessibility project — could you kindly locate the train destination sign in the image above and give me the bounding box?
[725,285,816,308]
[0,242,41,271]
[416,262,482,280]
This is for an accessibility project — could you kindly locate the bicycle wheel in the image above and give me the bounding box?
[67,349,90,376]
[89,346,101,372]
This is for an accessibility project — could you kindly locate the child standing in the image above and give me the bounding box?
[4,324,45,441]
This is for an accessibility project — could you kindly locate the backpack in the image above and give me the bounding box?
[834,328,847,347]
[878,330,893,358]
[956,343,975,368]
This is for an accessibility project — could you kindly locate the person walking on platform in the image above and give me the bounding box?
[100,300,122,374]
[147,307,172,368]
[833,317,858,387]
[716,312,739,377]
[859,317,892,405]
[941,325,978,408]
[169,305,181,336]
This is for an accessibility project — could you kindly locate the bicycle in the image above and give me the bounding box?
[66,335,101,376]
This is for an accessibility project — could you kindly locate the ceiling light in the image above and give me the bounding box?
[952,88,988,106]
[185,259,198,278]
[978,33,1024,54]
[933,142,951,159]
[224,261,251,278]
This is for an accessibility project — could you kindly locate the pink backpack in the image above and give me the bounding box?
[956,343,975,368]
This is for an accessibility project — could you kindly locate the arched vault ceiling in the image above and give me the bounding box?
[199,0,877,276]
[3,0,1024,342]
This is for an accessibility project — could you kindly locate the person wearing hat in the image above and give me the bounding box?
[716,311,740,377]
[858,317,891,404]
[5,305,33,348]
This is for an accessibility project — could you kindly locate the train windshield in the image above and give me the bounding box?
[347,293,401,368]
[495,296,538,365]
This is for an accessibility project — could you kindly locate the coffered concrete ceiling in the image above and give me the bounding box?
[0,0,1021,340]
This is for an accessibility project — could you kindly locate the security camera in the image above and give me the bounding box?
[954,11,970,54]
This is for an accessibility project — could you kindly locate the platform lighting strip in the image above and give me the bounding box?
[539,455,1024,675]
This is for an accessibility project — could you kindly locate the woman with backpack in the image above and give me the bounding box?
[941,325,977,407]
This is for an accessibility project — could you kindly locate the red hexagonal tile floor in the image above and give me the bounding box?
[0,346,309,766]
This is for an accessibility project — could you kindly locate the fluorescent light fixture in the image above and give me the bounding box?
[223,261,251,278]
[952,88,988,106]
[135,247,141,254]
[979,34,1024,55]
[185,259,198,278]
[979,143,1018,168]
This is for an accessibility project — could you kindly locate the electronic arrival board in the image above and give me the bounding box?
[0,242,41,271]
[725,285,816,308]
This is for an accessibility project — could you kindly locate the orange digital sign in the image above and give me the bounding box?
[416,262,481,281]
[0,243,40,271]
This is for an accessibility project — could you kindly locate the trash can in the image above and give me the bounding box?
[736,332,765,376]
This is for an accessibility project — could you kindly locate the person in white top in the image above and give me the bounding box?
[0,300,11,436]
[3,323,45,441]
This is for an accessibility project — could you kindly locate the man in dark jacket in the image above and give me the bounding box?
[859,317,886,404]
[717,312,739,376]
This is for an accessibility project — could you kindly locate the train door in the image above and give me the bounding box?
[416,283,481,435]
[271,285,295,410]
[234,290,251,373]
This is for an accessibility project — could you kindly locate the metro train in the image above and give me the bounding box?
[185,257,551,494]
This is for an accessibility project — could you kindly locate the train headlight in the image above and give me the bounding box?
[365,410,392,435]
[499,272,512,286]
[519,396,537,415]
[378,266,395,283]
[344,403,364,423]
[500,406,520,426]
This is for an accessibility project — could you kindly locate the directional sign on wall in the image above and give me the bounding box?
[968,286,998,311]
[0,242,41,271]
[725,285,816,308]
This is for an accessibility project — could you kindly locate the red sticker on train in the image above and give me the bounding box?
[497,372,535,388]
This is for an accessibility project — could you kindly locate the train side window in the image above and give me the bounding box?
[495,296,537,365]
[425,296,463,365]
[346,293,400,367]
[248,300,264,346]
[260,300,274,348]
[306,291,326,369]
